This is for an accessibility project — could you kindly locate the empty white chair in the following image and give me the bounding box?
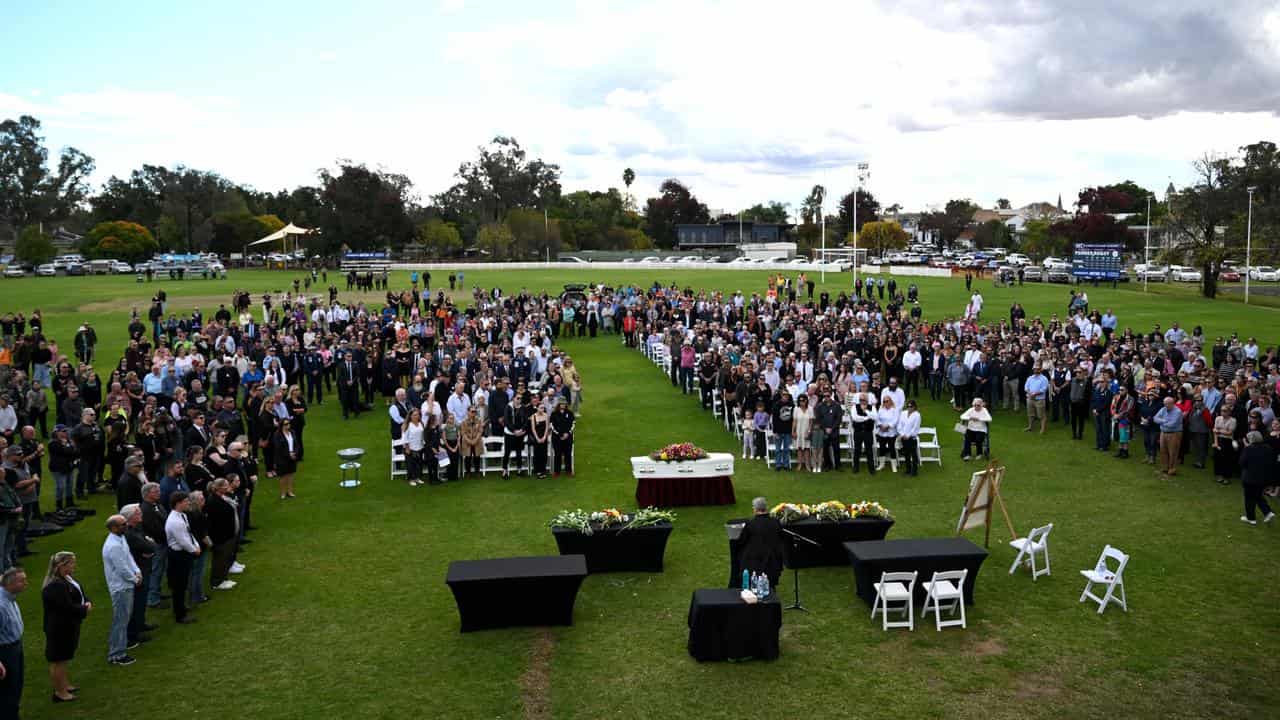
[1008,523,1053,580]
[711,389,723,419]
[871,571,917,631]
[390,437,407,481]
[480,436,505,474]
[916,426,942,466]
[1079,545,1128,614]
[921,569,969,630]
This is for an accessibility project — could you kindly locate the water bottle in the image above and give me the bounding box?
[742,569,750,590]
[761,574,771,599]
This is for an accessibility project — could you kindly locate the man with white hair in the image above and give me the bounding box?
[119,503,156,647]
[102,514,141,666]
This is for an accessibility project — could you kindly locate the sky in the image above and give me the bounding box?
[3,0,1279,217]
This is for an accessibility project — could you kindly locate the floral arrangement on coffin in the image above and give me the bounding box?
[850,500,893,520]
[549,507,677,535]
[813,500,852,522]
[770,503,813,524]
[649,442,709,462]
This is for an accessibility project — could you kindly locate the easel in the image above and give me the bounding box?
[957,460,1017,548]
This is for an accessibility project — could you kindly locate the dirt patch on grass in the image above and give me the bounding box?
[1013,672,1063,700]
[969,637,1007,658]
[519,629,555,720]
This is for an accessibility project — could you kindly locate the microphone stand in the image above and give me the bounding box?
[781,527,822,612]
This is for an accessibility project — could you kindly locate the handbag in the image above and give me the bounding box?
[953,422,968,434]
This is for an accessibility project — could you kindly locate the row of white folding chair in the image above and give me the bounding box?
[872,569,968,631]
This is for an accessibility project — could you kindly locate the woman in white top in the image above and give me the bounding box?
[402,408,427,486]
[897,399,922,476]
[792,394,815,473]
[959,397,993,460]
[874,397,900,471]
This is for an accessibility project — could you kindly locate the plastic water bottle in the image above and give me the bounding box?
[742,569,750,590]
[760,574,770,599]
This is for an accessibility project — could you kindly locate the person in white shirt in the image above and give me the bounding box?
[163,492,201,623]
[880,378,905,413]
[897,400,922,476]
[102,514,141,665]
[902,344,922,397]
[0,397,16,440]
[874,397,900,471]
[959,398,993,461]
[446,384,471,427]
[401,408,427,486]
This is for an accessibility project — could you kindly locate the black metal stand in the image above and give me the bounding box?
[782,528,821,613]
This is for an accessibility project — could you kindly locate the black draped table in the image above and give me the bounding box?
[636,476,736,507]
[726,516,894,586]
[844,538,988,607]
[551,522,674,573]
[686,589,781,662]
[445,555,588,632]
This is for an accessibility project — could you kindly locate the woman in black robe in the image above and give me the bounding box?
[736,496,788,588]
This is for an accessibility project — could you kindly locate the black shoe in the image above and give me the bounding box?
[109,654,137,666]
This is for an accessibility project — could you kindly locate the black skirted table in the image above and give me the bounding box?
[687,589,782,662]
[844,538,988,607]
[726,516,894,585]
[446,555,588,632]
[551,522,674,573]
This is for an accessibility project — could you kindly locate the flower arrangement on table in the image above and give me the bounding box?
[649,442,709,462]
[769,500,893,524]
[549,507,677,535]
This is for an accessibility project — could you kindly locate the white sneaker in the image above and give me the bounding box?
[229,563,245,574]
[214,581,237,590]
[1264,512,1276,524]
[1240,516,1258,525]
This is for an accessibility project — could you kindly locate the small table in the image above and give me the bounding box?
[844,538,989,607]
[687,589,781,662]
[726,516,894,586]
[445,555,588,632]
[551,522,674,573]
[632,453,736,507]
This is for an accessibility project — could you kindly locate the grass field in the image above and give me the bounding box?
[1,267,1278,720]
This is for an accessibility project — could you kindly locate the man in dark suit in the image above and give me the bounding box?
[337,346,363,419]
[183,413,211,453]
[1239,431,1277,525]
[205,478,240,590]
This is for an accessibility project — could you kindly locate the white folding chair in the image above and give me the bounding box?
[481,436,505,474]
[712,389,723,419]
[917,426,942,467]
[921,569,969,630]
[1008,523,1053,580]
[763,429,775,465]
[871,571,917,631]
[1079,545,1128,614]
[390,437,407,481]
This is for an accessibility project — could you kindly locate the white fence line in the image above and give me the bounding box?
[388,261,957,277]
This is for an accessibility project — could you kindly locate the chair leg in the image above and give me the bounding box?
[1097,585,1115,614]
[1029,552,1038,581]
[958,597,967,629]
[1079,581,1092,604]
[1118,582,1127,612]
[1043,547,1051,577]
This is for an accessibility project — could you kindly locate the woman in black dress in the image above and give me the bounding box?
[271,418,299,499]
[285,385,308,461]
[380,351,399,403]
[736,497,787,590]
[42,551,90,702]
[256,401,279,477]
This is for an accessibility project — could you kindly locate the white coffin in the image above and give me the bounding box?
[630,452,735,479]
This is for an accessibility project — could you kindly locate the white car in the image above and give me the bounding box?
[677,256,701,264]
[36,264,57,277]
[3,267,26,278]
[1133,264,1167,281]
[640,256,661,263]
[1169,265,1202,282]
[112,261,133,274]
[1006,253,1031,266]
[784,258,809,266]
[558,256,589,264]
[1248,266,1280,281]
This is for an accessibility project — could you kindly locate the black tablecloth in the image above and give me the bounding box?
[445,555,588,632]
[552,522,674,573]
[686,589,781,662]
[726,516,894,585]
[844,538,988,607]
[636,475,736,507]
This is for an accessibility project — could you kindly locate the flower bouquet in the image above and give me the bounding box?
[624,507,677,529]
[850,500,893,520]
[548,509,593,535]
[770,502,812,524]
[813,500,852,522]
[649,442,709,462]
[589,508,625,528]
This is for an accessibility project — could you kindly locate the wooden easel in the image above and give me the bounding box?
[957,460,1017,548]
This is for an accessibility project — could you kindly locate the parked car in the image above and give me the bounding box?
[36,263,56,277]
[1169,265,1202,282]
[677,256,701,264]
[1021,266,1043,282]
[1248,266,1279,281]
[65,263,87,276]
[1220,269,1242,282]
[558,256,589,264]
[1133,264,1167,281]
[1046,267,1072,283]
[112,261,133,274]
[640,256,661,263]
[3,266,26,278]
[1006,253,1032,266]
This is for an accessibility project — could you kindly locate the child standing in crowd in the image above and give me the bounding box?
[752,401,770,461]
[741,405,756,459]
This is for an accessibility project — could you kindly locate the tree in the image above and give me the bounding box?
[1047,213,1137,254]
[644,179,709,248]
[476,222,515,260]
[996,198,1011,210]
[209,213,285,255]
[1020,219,1066,258]
[738,201,789,224]
[506,208,561,259]
[972,219,1011,249]
[622,167,635,191]
[316,161,417,253]
[81,220,158,262]
[1164,154,1239,298]
[836,188,880,239]
[920,199,979,248]
[0,115,95,238]
[855,220,909,255]
[15,224,54,264]
[433,137,561,240]
[417,218,463,257]
[800,185,825,225]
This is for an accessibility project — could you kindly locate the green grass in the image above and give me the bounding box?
[1,268,1278,720]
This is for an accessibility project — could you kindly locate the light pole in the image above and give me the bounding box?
[852,162,869,290]
[1246,186,1256,304]
[1143,194,1151,293]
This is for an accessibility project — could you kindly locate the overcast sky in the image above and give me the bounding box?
[3,0,1279,217]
